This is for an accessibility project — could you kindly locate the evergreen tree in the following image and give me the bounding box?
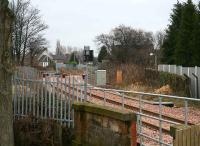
[69,52,79,64]
[98,46,108,62]
[191,2,200,66]
[162,2,183,64]
[175,0,197,66]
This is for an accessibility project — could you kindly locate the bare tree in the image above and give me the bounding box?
[95,25,154,65]
[152,31,166,65]
[153,30,166,50]
[0,0,14,146]
[11,0,48,65]
[56,40,66,55]
[66,46,74,54]
[28,35,47,66]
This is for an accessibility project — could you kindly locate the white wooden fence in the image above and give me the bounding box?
[158,64,200,99]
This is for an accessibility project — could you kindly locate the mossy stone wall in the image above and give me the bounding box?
[73,102,137,146]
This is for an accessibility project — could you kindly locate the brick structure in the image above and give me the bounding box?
[73,102,137,146]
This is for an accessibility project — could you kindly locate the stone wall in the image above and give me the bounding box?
[73,102,137,146]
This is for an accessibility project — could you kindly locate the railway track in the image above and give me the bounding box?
[51,79,193,134]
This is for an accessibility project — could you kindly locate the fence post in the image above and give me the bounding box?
[175,65,177,74]
[168,64,171,73]
[180,66,183,76]
[195,66,198,99]
[187,67,190,77]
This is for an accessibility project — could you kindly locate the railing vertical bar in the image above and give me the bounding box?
[122,92,124,109]
[72,76,75,128]
[25,75,28,115]
[73,76,75,102]
[76,82,78,101]
[13,75,16,119]
[56,76,59,120]
[103,89,106,106]
[22,74,24,116]
[52,77,55,119]
[15,78,18,117]
[17,79,20,118]
[64,76,67,123]
[13,76,16,118]
[68,76,71,127]
[159,96,163,145]
[41,78,44,118]
[37,80,39,118]
[33,80,36,116]
[49,76,51,118]
[45,76,47,118]
[184,99,188,126]
[89,87,92,102]
[29,80,32,114]
[139,95,143,146]
[60,77,63,124]
[81,85,83,102]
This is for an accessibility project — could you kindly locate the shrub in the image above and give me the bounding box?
[145,68,191,97]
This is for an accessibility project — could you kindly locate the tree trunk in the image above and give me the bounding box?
[0,1,14,146]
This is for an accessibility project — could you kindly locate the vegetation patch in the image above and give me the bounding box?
[14,116,74,146]
[145,68,191,97]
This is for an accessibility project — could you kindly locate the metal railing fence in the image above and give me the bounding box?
[12,75,85,127]
[12,73,200,145]
[86,86,200,146]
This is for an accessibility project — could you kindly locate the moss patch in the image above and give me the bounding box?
[73,102,137,122]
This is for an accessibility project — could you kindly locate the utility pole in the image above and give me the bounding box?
[0,1,14,146]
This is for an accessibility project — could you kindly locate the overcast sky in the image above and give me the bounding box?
[30,0,198,54]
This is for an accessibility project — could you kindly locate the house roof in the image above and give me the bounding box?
[37,49,53,61]
[52,54,66,60]
[52,54,70,62]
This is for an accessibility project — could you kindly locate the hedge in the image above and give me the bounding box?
[145,68,191,97]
